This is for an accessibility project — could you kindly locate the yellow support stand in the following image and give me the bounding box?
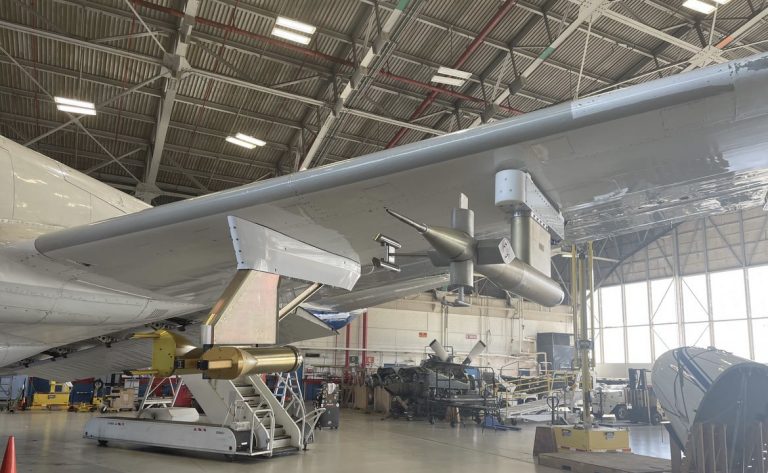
[552,425,631,452]
[534,243,630,455]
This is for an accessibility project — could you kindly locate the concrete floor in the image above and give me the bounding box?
[0,410,671,472]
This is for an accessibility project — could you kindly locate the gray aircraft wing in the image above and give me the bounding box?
[32,53,768,311]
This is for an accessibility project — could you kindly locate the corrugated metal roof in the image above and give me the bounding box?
[0,0,766,200]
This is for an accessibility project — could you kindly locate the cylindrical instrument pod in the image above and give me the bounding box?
[653,347,768,455]
[476,260,565,307]
[199,345,302,379]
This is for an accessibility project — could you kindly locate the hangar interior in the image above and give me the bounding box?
[1,0,768,472]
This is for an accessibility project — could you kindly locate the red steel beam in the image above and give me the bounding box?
[130,1,520,119]
[386,0,519,148]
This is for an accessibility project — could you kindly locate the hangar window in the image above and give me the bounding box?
[624,282,649,326]
[752,318,768,362]
[681,275,709,323]
[650,278,676,324]
[593,328,602,364]
[684,322,710,348]
[712,320,750,358]
[710,269,747,320]
[748,265,768,319]
[652,324,680,354]
[602,327,625,363]
[600,285,623,328]
[626,326,652,363]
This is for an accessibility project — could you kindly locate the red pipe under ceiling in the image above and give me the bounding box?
[386,0,520,148]
[130,1,521,117]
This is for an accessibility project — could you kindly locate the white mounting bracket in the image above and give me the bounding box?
[494,170,565,240]
[201,217,361,347]
[227,216,360,290]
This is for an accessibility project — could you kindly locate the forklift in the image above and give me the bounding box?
[626,368,663,424]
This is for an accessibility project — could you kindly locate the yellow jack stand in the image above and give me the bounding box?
[552,425,630,452]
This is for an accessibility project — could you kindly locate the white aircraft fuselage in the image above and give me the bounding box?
[0,136,205,367]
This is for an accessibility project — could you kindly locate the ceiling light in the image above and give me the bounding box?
[360,49,376,68]
[225,136,256,149]
[437,66,472,79]
[56,105,97,115]
[54,97,96,115]
[234,133,266,147]
[226,134,266,150]
[275,16,317,35]
[683,0,716,14]
[710,0,730,4]
[271,27,312,45]
[430,75,466,87]
[54,97,95,109]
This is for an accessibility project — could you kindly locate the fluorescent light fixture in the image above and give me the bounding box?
[234,133,266,147]
[275,16,316,35]
[360,49,376,68]
[271,27,312,45]
[430,75,466,86]
[225,136,257,149]
[56,104,97,115]
[683,0,716,14]
[226,133,266,149]
[437,66,472,79]
[54,97,96,115]
[54,97,95,109]
[710,0,730,4]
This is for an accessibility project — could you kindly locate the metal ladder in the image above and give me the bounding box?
[274,373,305,420]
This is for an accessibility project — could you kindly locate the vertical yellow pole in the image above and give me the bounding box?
[588,241,595,368]
[570,245,579,368]
[579,252,593,426]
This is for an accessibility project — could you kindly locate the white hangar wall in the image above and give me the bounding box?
[298,293,572,375]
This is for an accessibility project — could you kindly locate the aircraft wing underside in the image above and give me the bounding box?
[0,306,343,378]
[7,53,761,327]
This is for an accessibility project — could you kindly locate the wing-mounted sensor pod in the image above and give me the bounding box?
[380,171,565,307]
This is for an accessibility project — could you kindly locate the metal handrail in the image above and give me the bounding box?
[227,399,274,456]
[302,407,327,448]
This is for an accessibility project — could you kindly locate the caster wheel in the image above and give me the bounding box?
[97,440,108,447]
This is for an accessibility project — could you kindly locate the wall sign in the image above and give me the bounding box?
[466,334,478,340]
[418,332,428,338]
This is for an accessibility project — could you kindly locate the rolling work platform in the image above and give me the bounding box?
[84,372,322,460]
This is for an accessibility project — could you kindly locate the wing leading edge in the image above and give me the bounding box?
[30,53,768,307]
